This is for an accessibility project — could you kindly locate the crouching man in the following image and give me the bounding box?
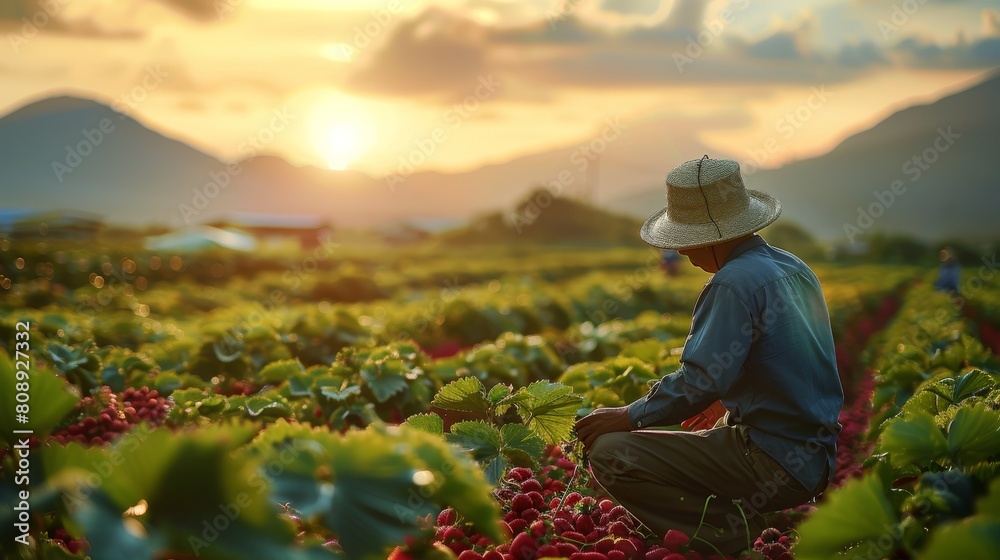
[575,156,843,556]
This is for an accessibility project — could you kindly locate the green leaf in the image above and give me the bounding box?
[432,377,490,413]
[446,421,501,464]
[71,489,164,560]
[919,517,1000,560]
[319,385,361,402]
[947,404,1000,466]
[287,375,314,397]
[880,411,948,468]
[516,381,582,444]
[952,369,995,402]
[245,396,292,418]
[360,367,408,403]
[484,455,508,485]
[404,413,444,435]
[0,352,79,445]
[487,383,512,404]
[793,474,900,559]
[259,359,306,383]
[500,424,546,467]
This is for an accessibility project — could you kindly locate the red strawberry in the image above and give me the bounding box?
[644,550,670,560]
[560,531,587,543]
[759,527,782,544]
[508,519,529,534]
[536,544,560,558]
[608,551,627,560]
[527,491,545,508]
[511,494,533,512]
[509,468,533,482]
[483,551,505,560]
[458,551,484,560]
[575,514,595,534]
[614,538,639,558]
[521,478,543,493]
[510,533,539,560]
[599,499,614,513]
[607,521,630,538]
[530,520,547,539]
[437,508,458,526]
[556,542,580,555]
[594,537,616,554]
[521,508,541,523]
[442,526,466,542]
[662,529,690,552]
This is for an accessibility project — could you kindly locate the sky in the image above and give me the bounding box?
[1,0,998,177]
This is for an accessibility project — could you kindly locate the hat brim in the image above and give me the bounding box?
[639,189,781,250]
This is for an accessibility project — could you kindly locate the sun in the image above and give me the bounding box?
[308,97,375,171]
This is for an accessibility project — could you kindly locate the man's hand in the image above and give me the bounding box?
[575,406,634,450]
[680,400,728,431]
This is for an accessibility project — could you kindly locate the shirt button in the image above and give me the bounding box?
[636,421,643,428]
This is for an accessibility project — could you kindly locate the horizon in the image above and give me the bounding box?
[2,0,999,179]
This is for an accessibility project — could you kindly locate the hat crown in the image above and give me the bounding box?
[663,158,750,225]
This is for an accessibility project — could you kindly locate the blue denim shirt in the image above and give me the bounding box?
[627,235,843,491]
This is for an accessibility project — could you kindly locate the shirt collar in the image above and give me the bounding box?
[724,235,767,265]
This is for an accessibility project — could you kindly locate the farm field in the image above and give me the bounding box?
[1,242,999,560]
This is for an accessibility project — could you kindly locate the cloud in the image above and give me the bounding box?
[746,31,803,59]
[835,41,890,67]
[891,34,1000,67]
[344,7,491,96]
[0,0,227,38]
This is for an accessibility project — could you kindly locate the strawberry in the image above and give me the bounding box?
[556,542,580,555]
[458,551,484,560]
[521,478,543,493]
[662,529,690,552]
[607,521,630,538]
[442,526,466,542]
[521,508,541,523]
[511,494,533,512]
[508,468,533,482]
[510,533,539,560]
[437,508,458,526]
[594,537,616,554]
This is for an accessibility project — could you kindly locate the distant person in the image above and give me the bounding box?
[660,248,680,276]
[934,246,960,295]
[576,156,843,556]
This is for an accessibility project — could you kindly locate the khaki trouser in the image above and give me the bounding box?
[588,425,827,556]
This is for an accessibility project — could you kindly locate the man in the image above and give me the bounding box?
[575,156,843,555]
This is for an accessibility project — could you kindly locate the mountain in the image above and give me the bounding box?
[610,71,1000,242]
[439,188,645,246]
[0,95,718,229]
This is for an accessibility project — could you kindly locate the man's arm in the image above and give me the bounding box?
[627,282,752,429]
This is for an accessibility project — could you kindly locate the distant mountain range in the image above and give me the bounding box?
[1,71,998,243]
[610,71,1000,243]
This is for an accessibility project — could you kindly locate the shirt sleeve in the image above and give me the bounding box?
[627,282,753,429]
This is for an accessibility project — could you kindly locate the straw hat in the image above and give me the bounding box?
[639,156,781,250]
